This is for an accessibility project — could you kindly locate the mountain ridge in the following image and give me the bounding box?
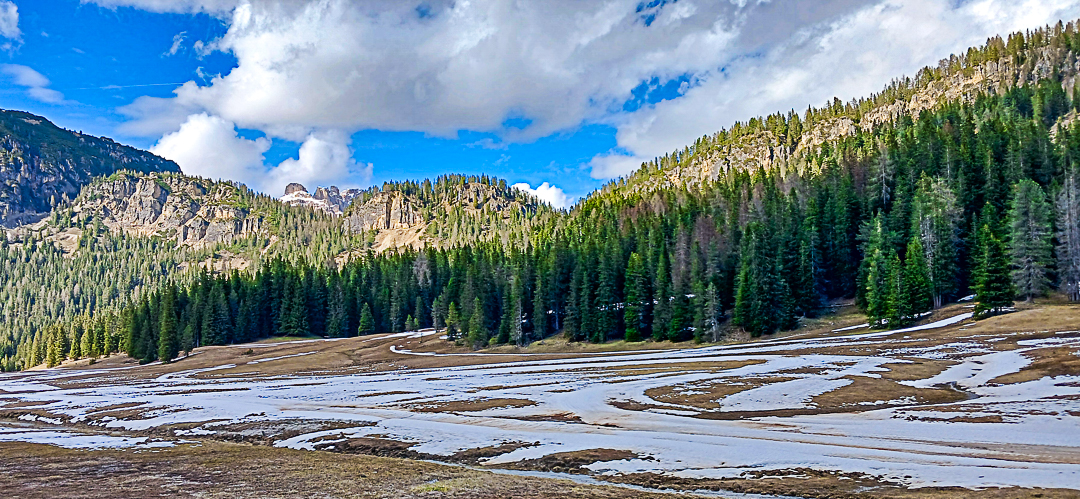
[0,109,181,227]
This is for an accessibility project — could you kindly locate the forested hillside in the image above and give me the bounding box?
[0,110,180,227]
[9,22,1080,370]
[343,174,557,251]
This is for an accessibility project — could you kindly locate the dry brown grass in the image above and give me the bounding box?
[991,346,1080,384]
[811,376,968,409]
[0,440,678,499]
[407,398,537,413]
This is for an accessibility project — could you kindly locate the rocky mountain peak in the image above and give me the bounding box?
[284,182,308,195]
[280,182,361,215]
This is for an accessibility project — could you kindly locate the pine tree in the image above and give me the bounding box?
[652,250,672,340]
[732,222,786,336]
[863,216,891,328]
[158,290,179,362]
[900,237,933,323]
[445,301,460,340]
[974,225,1014,318]
[1009,179,1053,301]
[358,302,375,336]
[467,297,487,349]
[884,251,902,327]
[623,252,645,342]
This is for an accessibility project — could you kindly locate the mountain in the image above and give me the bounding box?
[602,28,1079,198]
[6,21,1080,371]
[0,110,180,227]
[279,183,363,215]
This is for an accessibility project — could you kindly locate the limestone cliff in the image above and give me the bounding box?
[0,109,180,227]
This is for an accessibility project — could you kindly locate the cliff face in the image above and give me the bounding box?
[0,110,180,227]
[69,173,266,247]
[342,178,552,251]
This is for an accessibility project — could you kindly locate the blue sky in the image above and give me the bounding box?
[0,0,1077,207]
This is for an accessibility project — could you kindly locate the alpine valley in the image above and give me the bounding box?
[2,20,1080,499]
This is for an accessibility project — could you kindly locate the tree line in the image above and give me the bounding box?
[14,22,1080,368]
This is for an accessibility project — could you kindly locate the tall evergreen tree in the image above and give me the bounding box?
[158,290,179,362]
[1009,179,1053,301]
[358,302,375,336]
[623,252,646,342]
[911,174,961,308]
[974,225,1014,318]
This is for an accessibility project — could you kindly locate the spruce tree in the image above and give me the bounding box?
[900,238,933,322]
[863,216,891,328]
[623,252,645,342]
[467,297,487,349]
[158,290,179,362]
[358,302,375,336]
[1009,179,1053,301]
[445,301,460,340]
[974,225,1014,318]
[911,174,961,308]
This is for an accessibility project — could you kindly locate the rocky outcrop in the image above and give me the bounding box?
[280,183,362,215]
[342,190,423,232]
[69,173,266,247]
[0,109,180,227]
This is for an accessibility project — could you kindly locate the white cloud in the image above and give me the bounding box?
[113,0,754,142]
[0,1,19,40]
[164,31,186,56]
[589,0,1080,178]
[1,64,66,104]
[99,0,1080,192]
[513,182,571,209]
[264,130,372,196]
[2,64,47,87]
[85,0,237,15]
[150,113,372,196]
[150,113,270,187]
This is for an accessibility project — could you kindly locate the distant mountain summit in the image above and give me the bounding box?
[0,109,180,227]
[279,182,362,215]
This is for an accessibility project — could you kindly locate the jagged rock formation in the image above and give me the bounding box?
[279,183,361,215]
[0,109,180,227]
[65,172,267,247]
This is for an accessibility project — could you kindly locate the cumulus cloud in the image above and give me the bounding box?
[98,0,1080,193]
[113,0,766,141]
[150,113,372,195]
[264,131,373,196]
[150,113,270,186]
[513,182,571,209]
[1,64,65,103]
[0,1,19,40]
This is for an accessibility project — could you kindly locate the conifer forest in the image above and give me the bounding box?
[6,23,1080,369]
